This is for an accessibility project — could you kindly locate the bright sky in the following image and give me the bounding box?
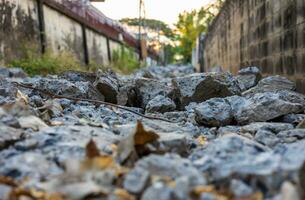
[92,0,214,25]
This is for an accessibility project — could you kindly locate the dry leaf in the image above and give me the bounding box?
[0,176,18,187]
[86,139,101,159]
[18,115,48,131]
[114,188,135,200]
[197,135,207,145]
[49,121,65,126]
[134,121,159,145]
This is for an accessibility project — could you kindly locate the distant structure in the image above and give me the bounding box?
[0,0,158,67]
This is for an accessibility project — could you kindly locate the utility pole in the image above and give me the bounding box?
[138,0,143,60]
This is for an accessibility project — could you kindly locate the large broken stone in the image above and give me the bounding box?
[194,98,233,127]
[145,95,176,113]
[173,72,241,109]
[232,91,305,125]
[135,78,174,109]
[236,66,261,91]
[29,77,105,101]
[0,67,27,78]
[94,71,119,103]
[190,135,305,197]
[243,75,295,96]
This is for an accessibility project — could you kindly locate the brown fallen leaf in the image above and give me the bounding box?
[190,185,232,200]
[0,176,18,187]
[116,121,160,164]
[134,121,159,145]
[86,139,101,159]
[114,188,135,200]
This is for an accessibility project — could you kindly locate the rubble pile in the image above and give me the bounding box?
[0,65,304,200]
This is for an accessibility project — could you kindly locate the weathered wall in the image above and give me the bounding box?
[0,0,40,64]
[43,5,84,62]
[202,0,305,92]
[86,28,109,65]
[0,0,157,67]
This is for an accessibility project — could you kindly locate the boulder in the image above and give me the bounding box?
[60,71,96,83]
[233,91,305,125]
[194,98,233,127]
[0,67,27,78]
[277,129,305,143]
[173,72,241,109]
[243,75,295,96]
[145,95,176,113]
[135,78,175,109]
[236,66,261,91]
[254,129,281,147]
[94,71,119,103]
[29,77,105,101]
[0,78,18,105]
[241,122,294,135]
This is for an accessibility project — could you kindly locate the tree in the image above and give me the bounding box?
[174,0,224,63]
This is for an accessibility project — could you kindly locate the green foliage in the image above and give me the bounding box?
[174,0,224,63]
[109,47,141,74]
[9,50,90,76]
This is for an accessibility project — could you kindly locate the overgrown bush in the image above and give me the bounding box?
[9,51,89,76]
[110,47,141,74]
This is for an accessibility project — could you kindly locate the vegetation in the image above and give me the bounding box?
[174,0,224,63]
[8,44,142,76]
[109,47,141,74]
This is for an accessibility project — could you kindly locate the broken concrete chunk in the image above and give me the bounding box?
[135,78,174,109]
[236,66,262,91]
[145,95,176,113]
[173,72,241,109]
[194,98,233,127]
[243,75,296,96]
[94,71,119,103]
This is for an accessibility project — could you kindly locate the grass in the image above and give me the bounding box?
[7,45,143,76]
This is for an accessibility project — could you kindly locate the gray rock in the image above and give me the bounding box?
[230,179,253,197]
[199,193,217,200]
[0,67,27,78]
[190,135,305,196]
[29,77,105,101]
[136,154,206,185]
[233,91,305,125]
[145,95,176,113]
[278,114,305,125]
[0,78,18,105]
[123,167,150,194]
[0,123,23,150]
[194,98,233,127]
[173,72,241,109]
[277,129,305,143]
[141,183,176,200]
[237,66,261,91]
[243,76,295,96]
[94,71,119,103]
[0,152,62,180]
[254,129,281,147]
[59,71,96,83]
[135,78,174,109]
[241,122,294,135]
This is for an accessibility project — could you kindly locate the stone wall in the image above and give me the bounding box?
[0,0,157,66]
[202,0,305,92]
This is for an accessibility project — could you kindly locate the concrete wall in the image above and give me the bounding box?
[43,5,85,62]
[86,28,109,65]
[0,0,157,67]
[0,0,40,64]
[202,0,305,92]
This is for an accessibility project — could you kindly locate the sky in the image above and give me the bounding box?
[92,0,214,25]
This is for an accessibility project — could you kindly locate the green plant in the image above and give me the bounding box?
[9,50,90,76]
[109,47,141,74]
